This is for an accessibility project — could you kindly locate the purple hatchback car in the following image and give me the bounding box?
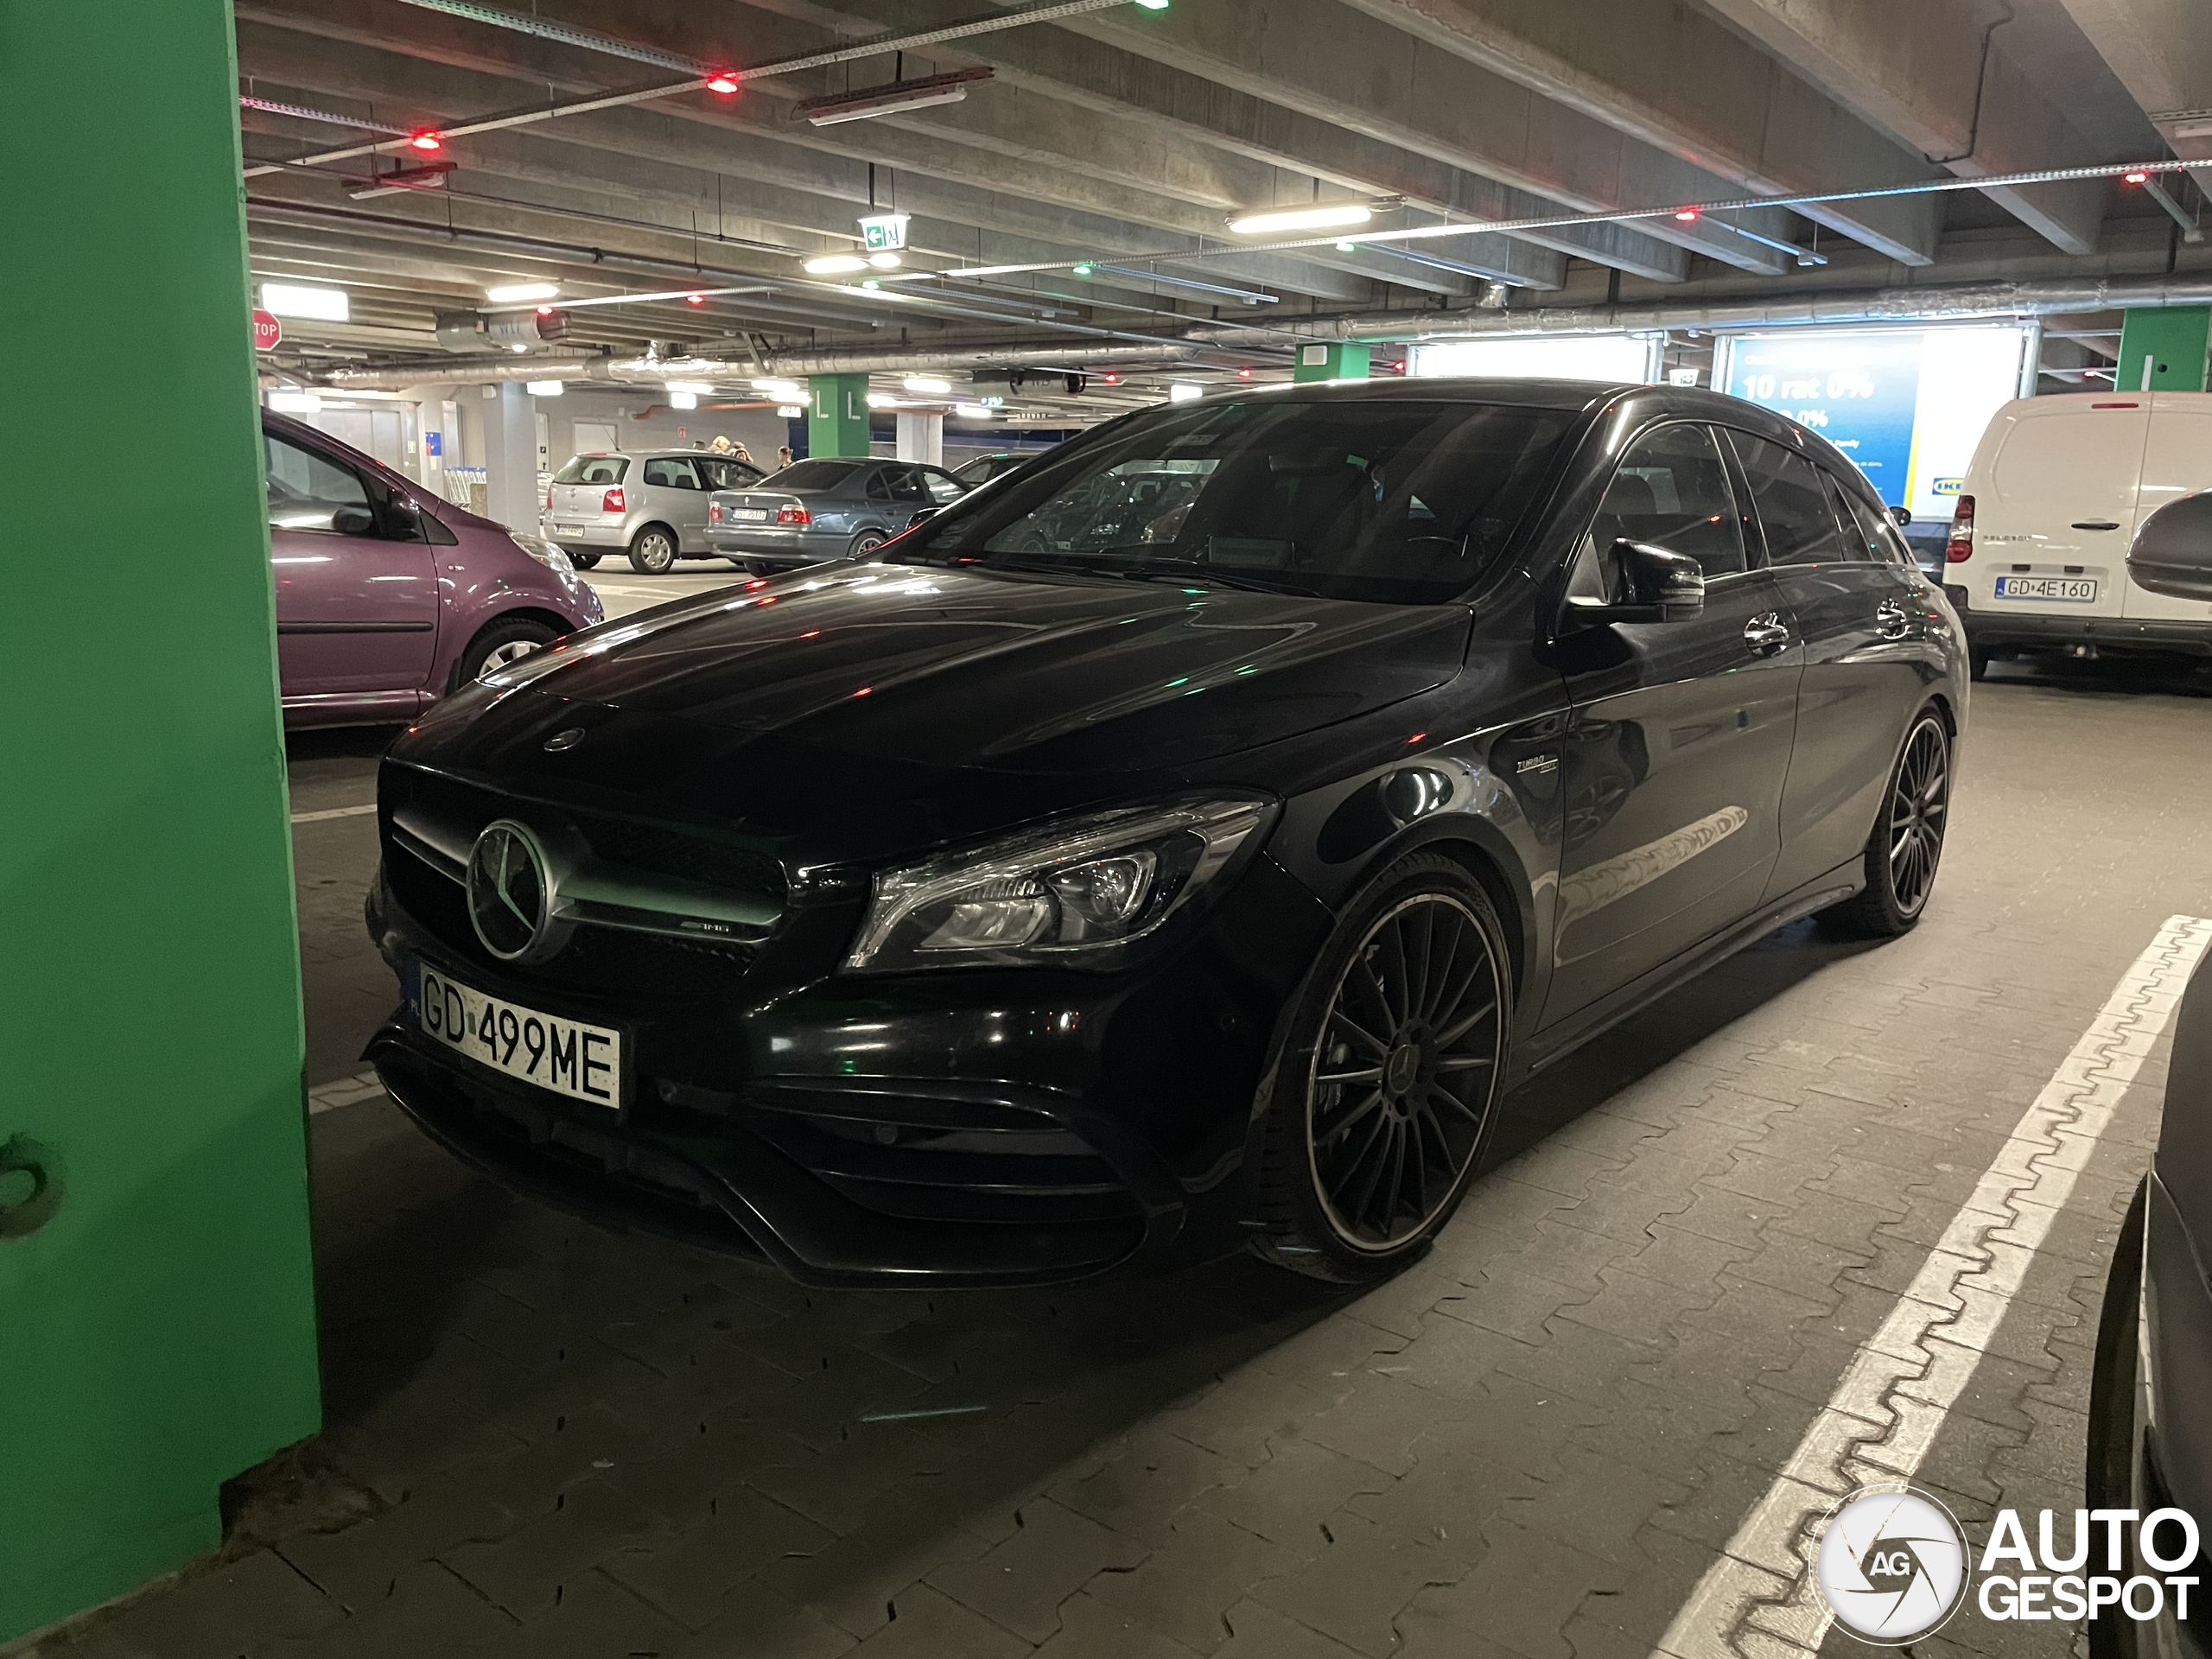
[264,410,602,729]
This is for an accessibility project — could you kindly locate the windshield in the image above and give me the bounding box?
[765,459,862,492]
[554,454,627,485]
[907,399,1574,603]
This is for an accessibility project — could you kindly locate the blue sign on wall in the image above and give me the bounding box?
[424,431,443,457]
[1721,332,1923,505]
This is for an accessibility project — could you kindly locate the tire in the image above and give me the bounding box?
[1968,644,1991,682]
[449,615,558,693]
[1818,708,1952,938]
[728,558,776,576]
[1251,853,1512,1283]
[627,525,679,575]
[569,551,601,570]
[849,530,888,558]
[2087,1179,2148,1659]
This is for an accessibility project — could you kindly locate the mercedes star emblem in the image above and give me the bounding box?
[543,728,588,753]
[466,819,551,961]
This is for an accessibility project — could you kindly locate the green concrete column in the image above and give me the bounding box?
[1292,341,1371,383]
[2115,307,2211,392]
[0,1,321,1643]
[808,373,873,456]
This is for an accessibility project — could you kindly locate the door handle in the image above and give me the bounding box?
[1743,612,1792,656]
[2070,520,2120,531]
[1874,599,1910,639]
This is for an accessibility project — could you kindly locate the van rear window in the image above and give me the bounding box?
[555,455,629,485]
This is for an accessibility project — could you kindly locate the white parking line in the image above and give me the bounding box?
[1653,913,2212,1659]
[289,804,377,824]
[308,1068,386,1115]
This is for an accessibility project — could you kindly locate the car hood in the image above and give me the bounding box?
[500,561,1467,775]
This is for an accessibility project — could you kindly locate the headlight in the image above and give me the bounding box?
[842,796,1276,973]
[508,531,575,575]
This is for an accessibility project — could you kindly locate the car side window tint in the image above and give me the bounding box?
[865,470,893,503]
[1840,486,1913,567]
[1727,431,1849,565]
[920,468,966,504]
[883,467,931,504]
[1575,423,1747,599]
[643,457,702,489]
[264,432,375,536]
[697,458,760,490]
[1821,473,1886,563]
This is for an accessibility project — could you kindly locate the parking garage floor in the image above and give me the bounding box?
[35,639,2212,1659]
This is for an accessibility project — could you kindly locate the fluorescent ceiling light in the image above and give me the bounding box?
[868,252,902,270]
[903,375,952,395]
[1167,382,1204,403]
[803,254,869,276]
[664,380,714,395]
[1226,203,1373,236]
[794,67,992,126]
[261,283,348,322]
[267,390,321,414]
[485,281,560,303]
[524,380,564,397]
[865,392,899,408]
[669,390,698,410]
[753,378,804,398]
[952,404,995,420]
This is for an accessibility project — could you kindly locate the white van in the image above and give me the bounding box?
[1942,391,2212,677]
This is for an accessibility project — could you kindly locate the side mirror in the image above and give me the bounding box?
[907,507,938,527]
[1890,505,1913,529]
[331,505,376,537]
[1566,541,1707,628]
[2128,493,2212,601]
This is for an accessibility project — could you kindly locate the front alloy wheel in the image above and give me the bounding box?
[1255,854,1509,1281]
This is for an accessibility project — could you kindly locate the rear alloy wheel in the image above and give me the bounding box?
[1254,854,1510,1281]
[1820,709,1951,938]
[568,550,601,570]
[849,530,887,558]
[449,616,557,693]
[628,525,678,575]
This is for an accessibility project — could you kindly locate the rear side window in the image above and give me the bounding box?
[555,455,628,485]
[1727,431,1849,565]
[1826,474,1899,563]
[772,459,861,491]
[882,467,931,504]
[642,457,703,489]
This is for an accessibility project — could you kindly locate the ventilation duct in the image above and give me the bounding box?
[432,309,569,353]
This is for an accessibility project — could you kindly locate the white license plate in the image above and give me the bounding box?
[730,508,771,521]
[416,963,623,1109]
[1994,575,2098,602]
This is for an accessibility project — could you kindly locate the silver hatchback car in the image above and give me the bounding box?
[543,450,766,574]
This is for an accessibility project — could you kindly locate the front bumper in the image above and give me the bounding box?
[1949,583,2212,656]
[364,821,1332,1287]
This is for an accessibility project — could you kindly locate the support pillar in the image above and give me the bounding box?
[481,382,541,530]
[808,373,872,457]
[895,412,945,467]
[1293,342,1370,383]
[2115,307,2211,392]
[2,0,321,1642]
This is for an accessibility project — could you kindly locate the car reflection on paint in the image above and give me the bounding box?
[365,378,1967,1289]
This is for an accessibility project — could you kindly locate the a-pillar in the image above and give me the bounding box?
[3,0,321,1641]
[2115,308,2212,392]
[1292,341,1370,383]
[808,373,871,457]
[895,412,944,467]
[480,381,540,530]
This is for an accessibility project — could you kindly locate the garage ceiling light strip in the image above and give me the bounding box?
[1653,913,2212,1659]
[935,157,2212,278]
[236,0,1154,179]
[239,96,416,137]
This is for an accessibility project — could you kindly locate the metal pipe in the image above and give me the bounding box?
[319,340,1198,391]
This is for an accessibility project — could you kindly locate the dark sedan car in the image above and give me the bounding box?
[364,379,1967,1288]
[706,457,968,572]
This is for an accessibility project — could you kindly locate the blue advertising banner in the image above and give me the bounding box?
[1721,332,1923,504]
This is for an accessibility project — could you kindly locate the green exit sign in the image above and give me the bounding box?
[859,213,909,252]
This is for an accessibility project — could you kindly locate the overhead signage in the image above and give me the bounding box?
[1716,326,2027,518]
[251,308,283,351]
[858,213,910,252]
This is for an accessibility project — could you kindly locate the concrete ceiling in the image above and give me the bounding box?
[234,0,2209,391]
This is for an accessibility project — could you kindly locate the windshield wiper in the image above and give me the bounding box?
[1109,558,1317,596]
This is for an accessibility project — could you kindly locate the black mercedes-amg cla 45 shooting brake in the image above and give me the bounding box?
[365,378,1967,1288]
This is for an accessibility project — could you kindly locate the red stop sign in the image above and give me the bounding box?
[251,308,283,351]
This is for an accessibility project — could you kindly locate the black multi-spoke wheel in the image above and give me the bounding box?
[1254,855,1510,1281]
[1821,709,1952,938]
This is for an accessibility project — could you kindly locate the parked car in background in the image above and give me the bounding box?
[365,379,1967,1288]
[950,451,1032,487]
[263,410,600,730]
[705,457,969,572]
[543,450,766,574]
[1941,391,2212,677]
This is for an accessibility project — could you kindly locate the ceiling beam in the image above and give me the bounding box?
[2053,0,2212,161]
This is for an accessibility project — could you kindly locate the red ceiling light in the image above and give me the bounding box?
[704,69,741,94]
[535,304,554,315]
[1672,206,1700,222]
[2123,168,2151,184]
[1103,372,1121,385]
[408,129,444,152]
[1237,366,1252,378]
[686,292,706,306]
